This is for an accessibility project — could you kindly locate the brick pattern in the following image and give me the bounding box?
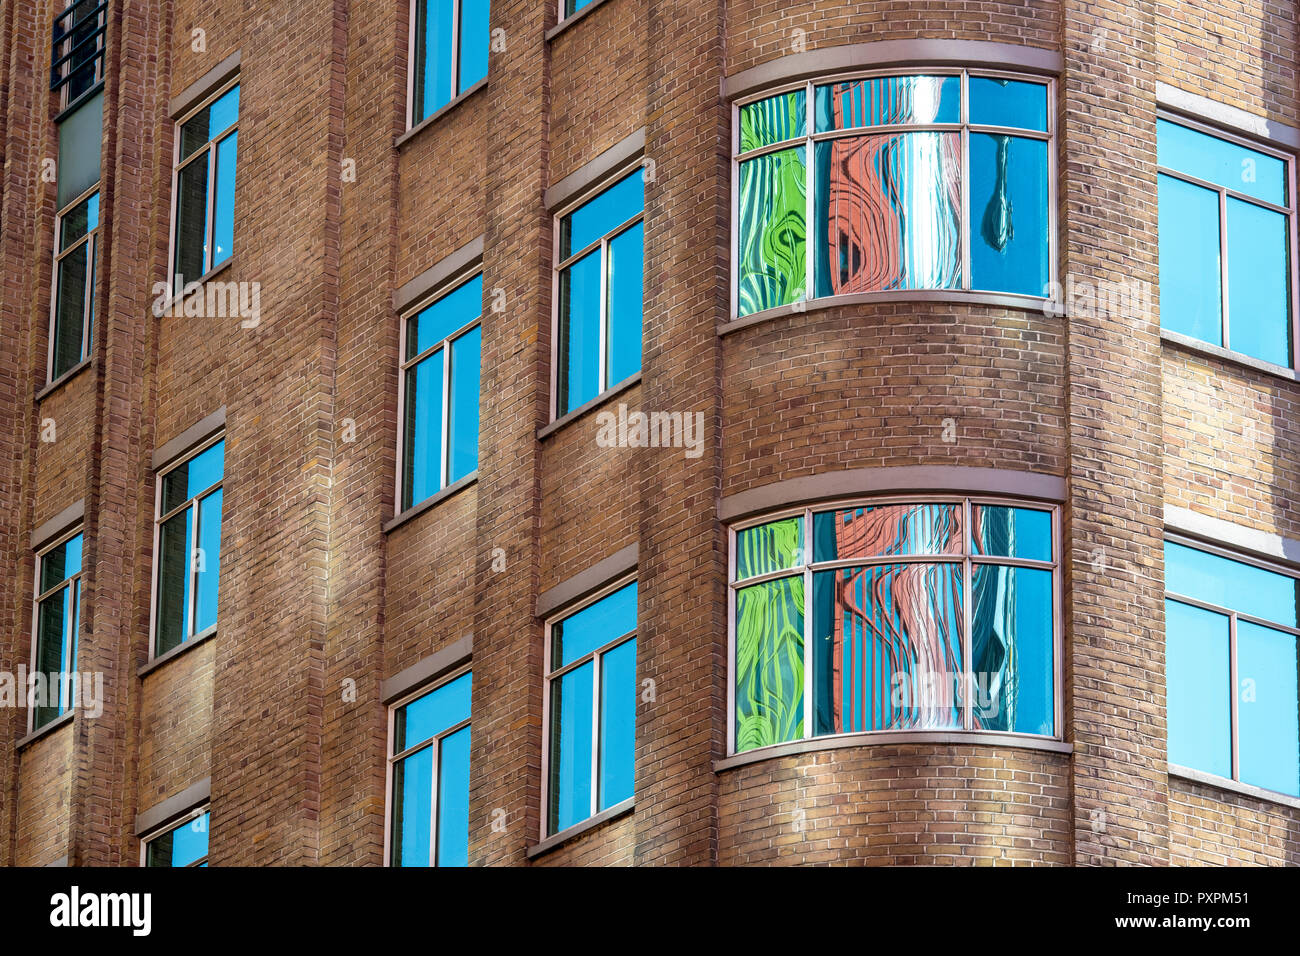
[14,725,74,867]
[1168,777,1300,866]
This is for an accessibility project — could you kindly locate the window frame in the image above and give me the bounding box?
[394,268,483,513]
[726,494,1063,756]
[1164,532,1300,796]
[540,574,638,840]
[139,805,210,867]
[548,163,646,422]
[383,664,473,867]
[47,185,99,385]
[729,67,1058,321]
[1156,109,1300,371]
[167,75,240,290]
[148,432,225,659]
[29,526,85,735]
[405,0,487,130]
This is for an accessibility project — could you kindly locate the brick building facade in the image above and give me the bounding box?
[1,0,1298,866]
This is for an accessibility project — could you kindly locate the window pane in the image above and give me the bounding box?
[193,488,222,634]
[391,746,433,866]
[813,504,963,562]
[599,638,636,810]
[735,516,804,581]
[174,156,210,282]
[968,77,1048,132]
[41,533,83,592]
[737,146,807,316]
[60,192,99,251]
[181,85,240,161]
[813,133,962,296]
[552,581,637,669]
[1165,541,1298,628]
[1157,118,1285,206]
[457,0,489,93]
[971,565,1054,735]
[969,505,1051,561]
[397,671,472,750]
[162,440,225,512]
[1226,197,1290,367]
[970,133,1049,296]
[413,0,456,121]
[1158,173,1222,346]
[815,76,959,131]
[562,172,644,258]
[740,88,807,151]
[1237,621,1300,796]
[53,241,90,378]
[565,0,594,14]
[735,575,805,750]
[1165,599,1232,779]
[402,352,444,510]
[548,661,593,834]
[57,92,102,208]
[557,249,601,414]
[409,275,482,358]
[606,221,643,387]
[155,509,193,655]
[436,725,471,866]
[211,131,237,268]
[34,590,69,728]
[448,326,481,483]
[811,565,963,734]
[169,813,210,867]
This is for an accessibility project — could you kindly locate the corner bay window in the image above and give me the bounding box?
[729,498,1058,754]
[734,71,1053,317]
[153,437,224,656]
[172,82,239,286]
[1165,540,1300,798]
[32,531,84,731]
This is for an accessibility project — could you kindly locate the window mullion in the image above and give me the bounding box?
[82,232,96,357]
[1229,612,1240,782]
[590,648,602,817]
[428,735,442,867]
[598,237,609,394]
[187,498,199,640]
[441,340,451,488]
[449,0,461,101]
[1220,187,1230,350]
[204,146,217,275]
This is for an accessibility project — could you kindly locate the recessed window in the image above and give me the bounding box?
[32,531,83,731]
[153,437,225,657]
[544,580,637,836]
[50,189,99,381]
[410,0,490,125]
[1164,539,1299,798]
[1157,117,1295,368]
[388,670,472,866]
[399,273,482,512]
[733,71,1053,318]
[555,170,644,417]
[144,809,210,867]
[50,0,106,108]
[172,81,239,286]
[729,498,1058,754]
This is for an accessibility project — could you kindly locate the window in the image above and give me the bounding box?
[1164,539,1299,798]
[409,0,490,125]
[560,0,596,19]
[153,437,224,657]
[50,0,106,108]
[729,498,1058,754]
[50,189,99,380]
[388,670,471,866]
[144,809,210,867]
[733,71,1053,318]
[554,170,644,417]
[1157,117,1296,368]
[398,274,482,512]
[543,580,637,836]
[32,531,83,731]
[172,81,239,286]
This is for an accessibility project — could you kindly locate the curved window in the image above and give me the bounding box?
[729,497,1058,754]
[732,71,1053,318]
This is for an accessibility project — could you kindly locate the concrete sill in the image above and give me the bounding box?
[15,710,74,751]
[138,625,217,678]
[383,472,477,534]
[537,373,641,440]
[397,80,488,149]
[153,258,235,318]
[1168,764,1300,812]
[545,0,618,42]
[714,731,1073,772]
[1160,329,1300,384]
[35,356,94,403]
[526,798,634,859]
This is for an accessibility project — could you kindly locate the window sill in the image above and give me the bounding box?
[138,624,217,678]
[15,710,75,751]
[525,798,634,859]
[153,257,235,318]
[713,730,1072,772]
[1168,764,1300,812]
[537,372,641,440]
[545,0,619,42]
[718,289,1051,336]
[396,79,488,149]
[383,472,477,534]
[1159,329,1299,384]
[35,356,94,402]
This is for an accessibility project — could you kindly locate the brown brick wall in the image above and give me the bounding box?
[1169,777,1300,865]
[15,723,73,867]
[136,643,213,813]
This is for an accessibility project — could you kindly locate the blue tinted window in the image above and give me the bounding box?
[41,533,83,592]
[599,638,636,809]
[193,488,222,633]
[436,725,472,865]
[448,326,481,483]
[208,87,240,138]
[1166,541,1298,627]
[552,581,637,668]
[398,671,472,750]
[147,812,209,867]
[457,0,489,92]
[409,274,482,358]
[1158,119,1286,206]
[155,509,193,655]
[971,565,1053,735]
[969,78,1048,132]
[970,505,1051,561]
[549,661,593,834]
[1237,621,1300,797]
[212,131,237,267]
[414,0,455,120]
[1226,197,1291,367]
[1166,599,1232,779]
[403,353,444,511]
[557,249,601,414]
[606,222,643,387]
[392,746,433,867]
[1158,174,1222,346]
[970,134,1049,296]
[563,172,644,257]
[815,76,958,132]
